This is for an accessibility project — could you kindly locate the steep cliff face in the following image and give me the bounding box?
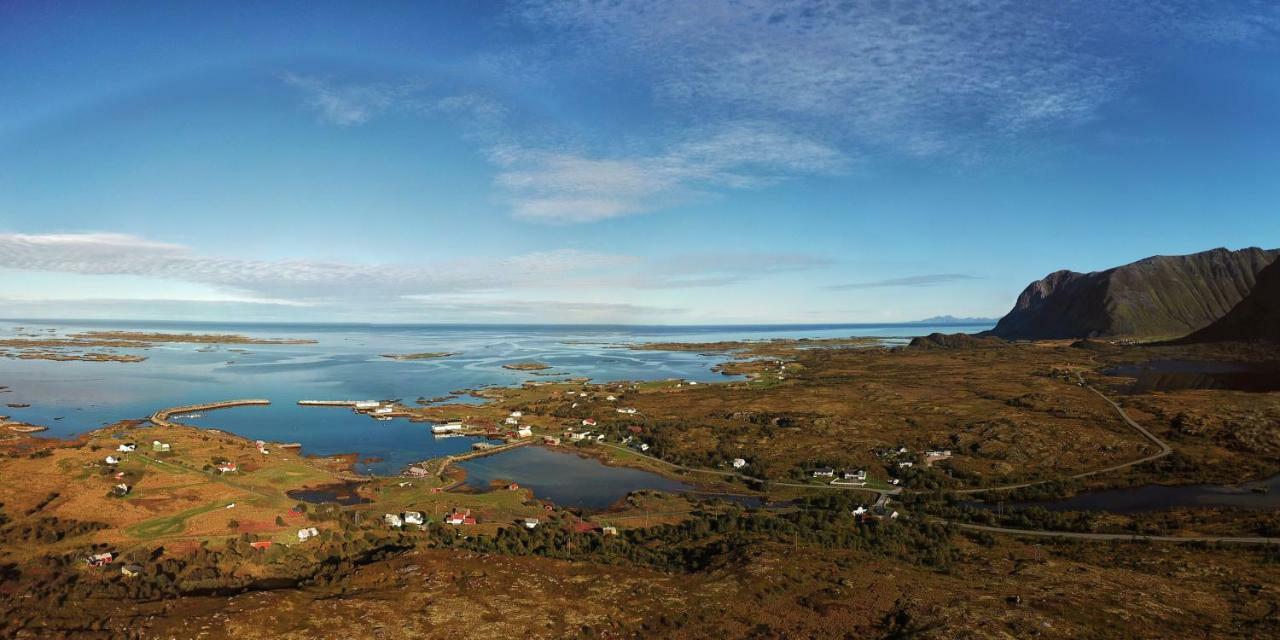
[1183,258,1280,343]
[988,247,1280,340]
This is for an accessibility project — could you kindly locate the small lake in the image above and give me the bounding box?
[998,474,1280,514]
[457,445,695,509]
[286,482,372,505]
[1104,360,1280,393]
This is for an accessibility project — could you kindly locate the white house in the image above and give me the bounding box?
[117,443,136,453]
[732,458,748,469]
[517,426,533,438]
[510,411,523,418]
[852,505,868,516]
[504,416,519,425]
[431,422,463,434]
[569,431,587,442]
[297,527,320,541]
[403,512,424,526]
[812,467,835,478]
[845,469,867,481]
[384,513,404,528]
[605,395,616,401]
[104,455,120,465]
[522,518,540,529]
[898,461,914,468]
[616,407,637,415]
[638,443,650,452]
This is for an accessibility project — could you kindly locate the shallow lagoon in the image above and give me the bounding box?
[0,319,991,488]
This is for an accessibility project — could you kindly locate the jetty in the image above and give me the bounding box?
[150,399,270,427]
[414,438,533,478]
[297,400,361,407]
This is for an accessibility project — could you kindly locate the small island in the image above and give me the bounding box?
[381,352,459,360]
[71,331,318,345]
[501,362,552,371]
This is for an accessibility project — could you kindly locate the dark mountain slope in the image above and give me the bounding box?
[1182,257,1280,344]
[987,247,1279,340]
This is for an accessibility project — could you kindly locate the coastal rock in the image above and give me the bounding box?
[987,247,1279,340]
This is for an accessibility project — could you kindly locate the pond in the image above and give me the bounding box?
[286,481,373,505]
[996,474,1280,514]
[457,445,695,509]
[1103,360,1280,393]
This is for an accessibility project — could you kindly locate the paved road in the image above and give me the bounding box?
[948,521,1278,545]
[596,440,894,497]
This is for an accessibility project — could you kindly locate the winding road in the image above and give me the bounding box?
[952,373,1172,494]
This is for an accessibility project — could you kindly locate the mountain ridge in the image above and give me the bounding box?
[986,247,1280,340]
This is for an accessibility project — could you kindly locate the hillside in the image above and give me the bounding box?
[1183,258,1280,343]
[987,247,1279,340]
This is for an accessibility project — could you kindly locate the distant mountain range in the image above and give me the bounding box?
[909,315,998,325]
[986,247,1280,341]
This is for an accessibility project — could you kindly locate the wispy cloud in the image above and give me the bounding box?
[0,233,628,302]
[825,274,979,291]
[282,73,429,126]
[0,233,830,310]
[493,122,848,222]
[515,0,1279,157]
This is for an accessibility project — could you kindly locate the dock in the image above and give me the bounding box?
[150,399,270,427]
[297,400,360,407]
[413,438,533,478]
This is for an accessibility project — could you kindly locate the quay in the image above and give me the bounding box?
[409,438,533,478]
[150,399,270,427]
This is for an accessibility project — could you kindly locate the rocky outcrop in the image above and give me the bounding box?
[908,332,1006,350]
[1182,257,1280,344]
[987,247,1279,340]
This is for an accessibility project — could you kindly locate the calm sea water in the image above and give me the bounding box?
[0,319,990,478]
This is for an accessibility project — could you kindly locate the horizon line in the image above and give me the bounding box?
[0,316,999,329]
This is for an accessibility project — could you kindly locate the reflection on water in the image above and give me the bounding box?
[458,446,694,508]
[1104,360,1280,393]
[1002,474,1280,513]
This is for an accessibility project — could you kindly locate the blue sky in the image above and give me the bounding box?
[0,1,1277,323]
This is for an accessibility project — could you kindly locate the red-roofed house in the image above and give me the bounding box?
[445,510,476,525]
